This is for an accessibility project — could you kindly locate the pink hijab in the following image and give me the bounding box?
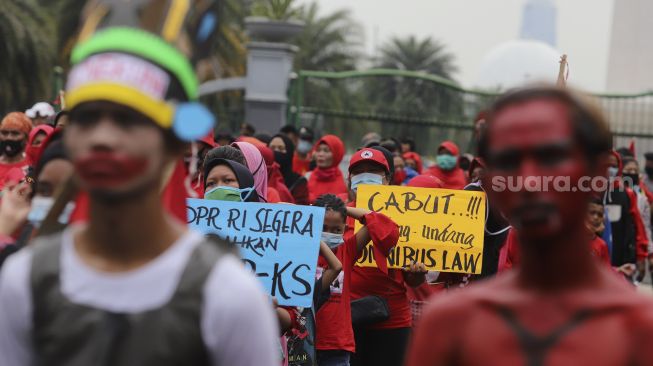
[232,141,268,202]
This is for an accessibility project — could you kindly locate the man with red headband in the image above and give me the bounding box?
[0,112,32,189]
[0,2,277,365]
[406,86,653,365]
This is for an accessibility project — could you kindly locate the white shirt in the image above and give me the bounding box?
[0,228,279,366]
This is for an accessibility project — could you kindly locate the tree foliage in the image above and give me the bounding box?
[0,0,56,114]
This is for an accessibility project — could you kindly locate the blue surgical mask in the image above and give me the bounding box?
[436,154,458,171]
[321,232,344,249]
[204,186,254,202]
[27,196,75,228]
[350,172,383,193]
[607,167,618,178]
[297,140,312,154]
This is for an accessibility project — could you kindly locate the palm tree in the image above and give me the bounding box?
[290,3,366,146]
[377,36,457,79]
[370,35,459,116]
[251,0,302,21]
[0,0,56,115]
[36,0,86,66]
[367,36,463,152]
[294,3,361,72]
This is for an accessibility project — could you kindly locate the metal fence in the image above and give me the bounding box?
[288,69,653,161]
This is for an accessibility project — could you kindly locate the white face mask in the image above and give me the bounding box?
[297,140,313,154]
[350,172,383,193]
[27,196,75,228]
[321,232,344,249]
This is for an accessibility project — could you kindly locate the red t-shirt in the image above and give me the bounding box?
[315,235,358,352]
[293,154,311,176]
[346,210,410,330]
[590,235,611,266]
[0,160,29,190]
[426,166,467,190]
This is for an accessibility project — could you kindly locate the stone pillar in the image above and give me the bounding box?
[244,17,304,134]
[244,42,298,133]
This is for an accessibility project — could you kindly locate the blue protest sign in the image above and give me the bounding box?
[187,199,325,307]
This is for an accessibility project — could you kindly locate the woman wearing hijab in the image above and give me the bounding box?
[232,141,268,202]
[257,145,293,203]
[307,135,347,203]
[269,134,309,205]
[402,152,423,174]
[426,140,467,190]
[203,158,259,202]
[26,125,54,166]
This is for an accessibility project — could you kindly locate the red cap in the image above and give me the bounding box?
[199,131,216,148]
[407,175,444,189]
[439,140,460,156]
[349,148,390,173]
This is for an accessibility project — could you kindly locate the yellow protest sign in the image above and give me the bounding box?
[355,184,486,274]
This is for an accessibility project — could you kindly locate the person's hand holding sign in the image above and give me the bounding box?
[402,261,427,287]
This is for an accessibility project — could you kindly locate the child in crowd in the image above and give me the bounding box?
[286,241,342,366]
[313,193,399,366]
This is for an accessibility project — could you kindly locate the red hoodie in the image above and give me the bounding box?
[25,125,54,166]
[426,141,467,190]
[307,135,348,202]
[402,152,423,174]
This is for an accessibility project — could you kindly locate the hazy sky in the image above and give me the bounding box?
[298,0,615,92]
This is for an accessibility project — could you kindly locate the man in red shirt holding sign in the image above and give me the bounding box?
[406,86,653,365]
[346,147,426,366]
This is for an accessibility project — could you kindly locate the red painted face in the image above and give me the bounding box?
[486,99,591,242]
[65,101,172,199]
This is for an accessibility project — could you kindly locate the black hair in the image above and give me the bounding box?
[241,123,256,136]
[34,139,67,178]
[53,111,69,126]
[370,145,395,181]
[622,156,638,168]
[254,133,272,144]
[280,125,299,135]
[204,146,247,168]
[478,86,613,168]
[380,138,399,154]
[616,147,634,158]
[589,195,604,206]
[401,138,416,152]
[313,194,347,221]
[298,126,315,141]
[216,128,235,141]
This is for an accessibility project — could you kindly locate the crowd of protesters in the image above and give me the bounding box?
[4,88,653,365]
[4,1,653,364]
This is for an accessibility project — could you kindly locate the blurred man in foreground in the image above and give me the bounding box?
[406,86,653,365]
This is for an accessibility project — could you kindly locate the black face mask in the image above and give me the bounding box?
[0,140,25,158]
[645,167,653,178]
[623,173,640,186]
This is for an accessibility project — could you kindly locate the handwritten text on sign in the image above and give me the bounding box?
[187,199,325,307]
[355,185,485,274]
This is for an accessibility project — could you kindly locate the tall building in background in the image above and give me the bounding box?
[519,0,557,47]
[607,0,653,93]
